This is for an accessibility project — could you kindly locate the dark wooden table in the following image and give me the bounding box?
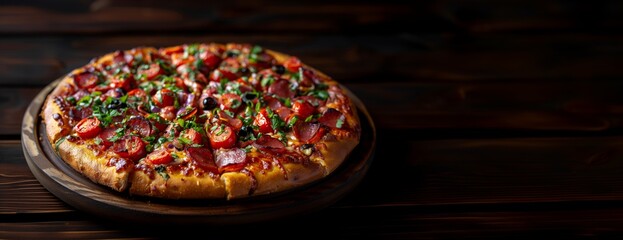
[4,1,623,238]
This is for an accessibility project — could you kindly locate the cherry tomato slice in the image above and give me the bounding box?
[74,117,102,139]
[220,93,242,111]
[145,148,173,165]
[209,125,236,149]
[180,128,203,145]
[283,56,302,72]
[113,136,146,161]
[254,109,273,133]
[138,63,163,80]
[152,88,175,108]
[110,75,133,92]
[292,100,315,119]
[74,72,100,89]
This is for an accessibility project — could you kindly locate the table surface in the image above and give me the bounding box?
[4,0,623,238]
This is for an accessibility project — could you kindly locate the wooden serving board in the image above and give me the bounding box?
[21,79,376,225]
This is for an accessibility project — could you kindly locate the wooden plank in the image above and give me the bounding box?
[0,1,420,34]
[1,1,622,34]
[343,136,623,208]
[1,34,623,87]
[0,141,71,214]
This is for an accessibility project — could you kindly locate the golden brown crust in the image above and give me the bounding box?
[57,139,132,191]
[129,169,226,199]
[41,77,73,144]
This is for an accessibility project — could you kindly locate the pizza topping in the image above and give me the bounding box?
[268,79,294,98]
[292,100,315,120]
[145,148,173,165]
[215,148,246,172]
[113,136,147,161]
[202,97,218,110]
[319,108,345,129]
[74,71,100,89]
[293,122,325,144]
[179,128,203,146]
[300,144,314,156]
[137,63,162,80]
[209,124,237,149]
[127,117,152,138]
[253,135,285,153]
[272,64,286,75]
[254,108,273,133]
[152,88,176,108]
[187,147,219,174]
[74,117,102,139]
[283,57,302,73]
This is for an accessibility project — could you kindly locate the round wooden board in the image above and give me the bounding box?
[22,79,376,225]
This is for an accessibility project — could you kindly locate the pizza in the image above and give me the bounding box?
[41,43,361,199]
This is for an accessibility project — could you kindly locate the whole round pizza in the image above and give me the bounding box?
[41,43,361,199]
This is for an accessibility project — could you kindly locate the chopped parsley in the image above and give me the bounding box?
[155,165,169,180]
[336,118,344,128]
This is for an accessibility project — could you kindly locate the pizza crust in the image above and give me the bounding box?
[129,169,227,199]
[56,139,132,191]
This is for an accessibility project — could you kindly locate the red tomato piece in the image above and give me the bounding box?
[74,72,100,89]
[74,117,102,139]
[209,69,238,82]
[292,100,315,119]
[209,124,237,149]
[110,75,133,92]
[180,128,203,145]
[220,93,242,111]
[152,88,175,108]
[254,109,273,133]
[283,56,302,72]
[200,51,222,69]
[159,106,176,121]
[145,148,173,165]
[113,136,146,161]
[138,63,163,80]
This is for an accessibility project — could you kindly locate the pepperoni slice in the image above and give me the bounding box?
[74,72,100,89]
[268,79,294,98]
[264,96,283,110]
[127,117,152,138]
[138,63,163,80]
[215,148,247,172]
[187,147,219,174]
[98,127,118,147]
[218,110,243,130]
[293,122,326,144]
[145,148,173,165]
[254,109,273,133]
[113,136,146,161]
[319,108,345,129]
[253,135,285,150]
[209,124,237,149]
[74,117,102,139]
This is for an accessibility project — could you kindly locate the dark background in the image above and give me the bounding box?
[4,0,623,239]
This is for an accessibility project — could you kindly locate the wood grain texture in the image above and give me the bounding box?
[1,34,623,88]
